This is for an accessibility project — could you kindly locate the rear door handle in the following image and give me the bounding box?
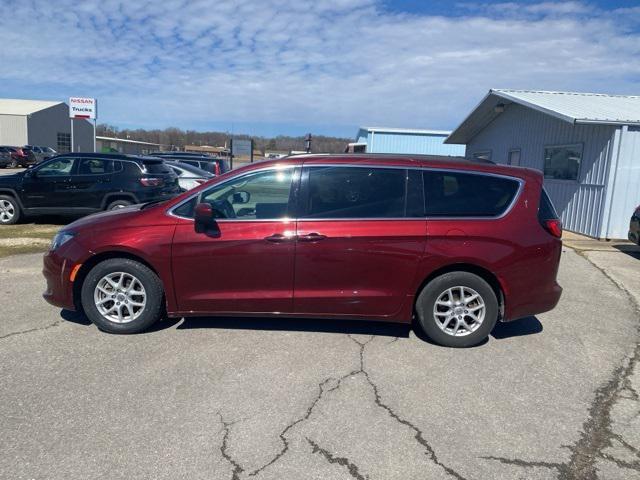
[264,234,294,243]
[297,233,327,242]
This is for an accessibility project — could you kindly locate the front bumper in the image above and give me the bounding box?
[42,250,76,310]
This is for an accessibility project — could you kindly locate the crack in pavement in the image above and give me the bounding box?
[348,335,469,480]
[485,249,640,478]
[0,320,63,341]
[218,413,244,480]
[226,334,465,479]
[307,437,369,480]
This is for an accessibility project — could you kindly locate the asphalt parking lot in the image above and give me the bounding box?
[1,246,639,479]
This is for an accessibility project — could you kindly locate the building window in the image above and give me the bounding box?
[57,133,71,153]
[544,144,582,181]
[508,149,521,166]
[472,150,492,161]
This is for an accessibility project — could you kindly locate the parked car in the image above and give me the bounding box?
[629,204,640,245]
[42,154,563,347]
[0,153,180,225]
[25,145,57,163]
[151,154,230,176]
[163,160,214,191]
[0,147,12,168]
[1,146,35,168]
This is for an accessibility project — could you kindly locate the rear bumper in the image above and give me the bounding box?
[503,281,563,322]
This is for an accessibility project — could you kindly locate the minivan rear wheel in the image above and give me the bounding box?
[81,258,164,334]
[416,272,498,348]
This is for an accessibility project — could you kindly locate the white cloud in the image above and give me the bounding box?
[0,0,639,135]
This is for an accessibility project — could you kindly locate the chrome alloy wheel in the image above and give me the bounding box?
[94,272,146,323]
[0,199,15,223]
[433,286,486,337]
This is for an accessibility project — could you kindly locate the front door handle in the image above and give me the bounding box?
[297,232,327,242]
[264,234,294,243]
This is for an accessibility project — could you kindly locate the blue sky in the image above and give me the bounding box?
[1,0,639,138]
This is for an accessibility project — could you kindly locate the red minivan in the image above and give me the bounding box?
[43,155,562,347]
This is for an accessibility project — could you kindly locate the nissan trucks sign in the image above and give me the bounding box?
[69,97,97,119]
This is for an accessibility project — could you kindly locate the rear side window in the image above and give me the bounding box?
[423,170,520,217]
[77,158,113,175]
[538,188,559,221]
[143,160,172,174]
[303,166,406,219]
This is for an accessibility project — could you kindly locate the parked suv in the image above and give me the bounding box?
[1,146,35,168]
[24,145,57,163]
[0,147,12,168]
[629,204,640,245]
[42,154,562,347]
[0,153,180,225]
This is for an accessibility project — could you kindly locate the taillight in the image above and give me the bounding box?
[140,177,163,187]
[543,219,562,238]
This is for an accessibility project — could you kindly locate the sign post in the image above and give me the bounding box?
[69,97,97,152]
[231,138,253,169]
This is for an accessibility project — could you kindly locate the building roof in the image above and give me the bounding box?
[0,98,63,116]
[360,126,452,136]
[446,89,640,144]
[96,136,161,147]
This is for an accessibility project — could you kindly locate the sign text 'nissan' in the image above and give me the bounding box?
[69,97,97,119]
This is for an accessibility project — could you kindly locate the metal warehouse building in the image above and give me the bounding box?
[446,89,640,240]
[96,136,162,155]
[0,98,93,153]
[350,127,465,156]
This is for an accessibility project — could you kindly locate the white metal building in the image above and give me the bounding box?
[353,127,465,156]
[0,98,93,153]
[446,89,640,239]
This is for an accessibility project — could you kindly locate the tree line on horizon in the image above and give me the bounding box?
[96,124,351,154]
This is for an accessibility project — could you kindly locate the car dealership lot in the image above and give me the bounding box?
[0,248,638,479]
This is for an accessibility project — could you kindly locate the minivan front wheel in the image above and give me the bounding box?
[81,258,163,334]
[416,272,498,348]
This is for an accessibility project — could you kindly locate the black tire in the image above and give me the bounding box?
[416,272,498,348]
[0,195,21,225]
[80,258,164,334]
[8,159,18,168]
[106,199,133,210]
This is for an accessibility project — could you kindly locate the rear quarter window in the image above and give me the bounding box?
[143,160,172,174]
[423,170,520,217]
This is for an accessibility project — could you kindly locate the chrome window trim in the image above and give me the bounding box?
[167,163,525,222]
[167,165,297,221]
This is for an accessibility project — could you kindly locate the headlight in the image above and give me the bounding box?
[50,231,75,250]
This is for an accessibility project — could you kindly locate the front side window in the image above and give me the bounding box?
[543,144,582,180]
[198,168,294,220]
[303,166,406,219]
[37,157,75,176]
[423,170,519,217]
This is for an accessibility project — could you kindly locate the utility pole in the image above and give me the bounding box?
[305,133,312,153]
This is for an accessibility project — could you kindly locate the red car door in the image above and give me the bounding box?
[171,166,298,314]
[293,165,426,319]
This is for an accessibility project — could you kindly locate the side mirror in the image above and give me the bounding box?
[24,168,37,178]
[194,203,220,236]
[232,191,250,204]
